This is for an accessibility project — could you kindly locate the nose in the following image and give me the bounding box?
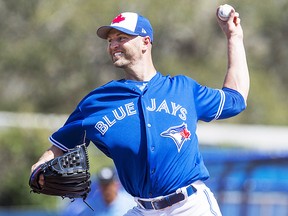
[109,39,119,49]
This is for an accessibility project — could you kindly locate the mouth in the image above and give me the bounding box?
[113,52,123,58]
[111,51,124,64]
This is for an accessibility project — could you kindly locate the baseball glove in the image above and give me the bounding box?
[29,144,91,200]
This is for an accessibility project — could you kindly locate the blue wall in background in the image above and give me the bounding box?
[203,146,288,216]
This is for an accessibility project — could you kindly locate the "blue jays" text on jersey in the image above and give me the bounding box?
[49,72,246,198]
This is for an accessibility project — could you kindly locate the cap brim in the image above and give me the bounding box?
[96,26,139,39]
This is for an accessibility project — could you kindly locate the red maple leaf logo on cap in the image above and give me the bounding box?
[112,14,125,24]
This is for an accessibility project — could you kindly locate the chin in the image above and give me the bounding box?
[113,63,123,68]
[113,61,127,69]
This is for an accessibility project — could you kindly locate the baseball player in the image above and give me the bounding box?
[31,6,249,216]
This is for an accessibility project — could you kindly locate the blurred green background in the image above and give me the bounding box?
[0,0,287,213]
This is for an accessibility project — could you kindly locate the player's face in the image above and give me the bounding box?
[107,29,143,69]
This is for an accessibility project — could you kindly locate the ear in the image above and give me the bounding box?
[143,36,151,45]
[142,36,151,51]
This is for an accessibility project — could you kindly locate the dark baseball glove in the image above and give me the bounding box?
[29,144,91,200]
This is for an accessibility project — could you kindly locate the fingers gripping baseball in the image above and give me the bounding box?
[216,5,243,39]
[217,4,235,22]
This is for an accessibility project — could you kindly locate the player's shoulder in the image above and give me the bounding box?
[165,73,198,85]
[82,80,125,97]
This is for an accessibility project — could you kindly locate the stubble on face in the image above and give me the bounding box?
[107,31,142,69]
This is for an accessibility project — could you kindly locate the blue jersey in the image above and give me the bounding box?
[49,72,246,198]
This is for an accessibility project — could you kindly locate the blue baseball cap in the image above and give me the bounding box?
[97,12,154,42]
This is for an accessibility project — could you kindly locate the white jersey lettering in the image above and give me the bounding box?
[95,121,109,135]
[113,106,126,120]
[125,102,137,116]
[156,100,170,114]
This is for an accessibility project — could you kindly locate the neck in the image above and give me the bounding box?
[124,68,157,81]
[124,57,157,81]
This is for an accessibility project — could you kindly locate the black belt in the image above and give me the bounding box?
[137,185,197,210]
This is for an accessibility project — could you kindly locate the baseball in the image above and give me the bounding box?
[218,4,234,21]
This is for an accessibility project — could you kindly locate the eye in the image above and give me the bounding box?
[107,34,129,46]
[118,36,127,42]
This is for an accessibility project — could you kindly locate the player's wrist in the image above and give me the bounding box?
[227,31,244,41]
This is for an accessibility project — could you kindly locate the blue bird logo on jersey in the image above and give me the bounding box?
[160,123,191,152]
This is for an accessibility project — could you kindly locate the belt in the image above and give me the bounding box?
[137,184,197,210]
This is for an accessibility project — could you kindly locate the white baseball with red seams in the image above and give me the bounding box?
[218,4,234,21]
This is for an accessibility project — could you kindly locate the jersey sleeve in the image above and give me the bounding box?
[194,82,246,122]
[218,87,247,119]
[49,106,89,151]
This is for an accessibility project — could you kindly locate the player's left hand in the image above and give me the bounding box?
[29,144,91,200]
